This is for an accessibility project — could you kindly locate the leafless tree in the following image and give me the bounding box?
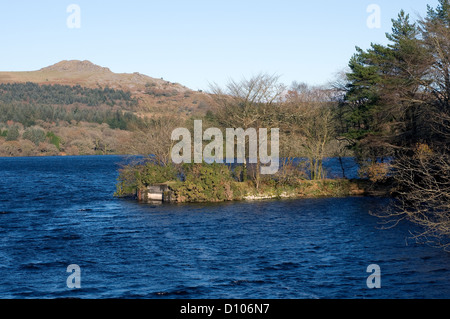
[129,115,186,165]
[209,73,286,128]
[284,83,337,180]
[209,73,286,189]
[373,146,450,250]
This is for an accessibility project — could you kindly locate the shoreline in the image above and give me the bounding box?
[135,179,392,204]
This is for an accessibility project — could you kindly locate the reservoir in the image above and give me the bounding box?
[0,155,449,299]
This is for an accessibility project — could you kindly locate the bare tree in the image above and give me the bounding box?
[129,115,186,165]
[209,73,286,189]
[284,83,337,180]
[374,146,450,250]
[209,73,286,128]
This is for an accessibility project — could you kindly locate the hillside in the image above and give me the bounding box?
[0,60,212,115]
[0,60,213,157]
[0,60,183,93]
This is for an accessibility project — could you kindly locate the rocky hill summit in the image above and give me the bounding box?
[40,60,113,73]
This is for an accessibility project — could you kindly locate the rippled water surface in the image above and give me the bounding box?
[0,156,449,299]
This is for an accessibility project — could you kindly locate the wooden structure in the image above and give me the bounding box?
[136,184,173,203]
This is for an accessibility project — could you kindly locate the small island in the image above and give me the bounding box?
[114,73,395,204]
[114,159,392,204]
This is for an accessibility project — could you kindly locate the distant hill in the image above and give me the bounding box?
[0,60,214,157]
[0,60,211,115]
[0,60,184,93]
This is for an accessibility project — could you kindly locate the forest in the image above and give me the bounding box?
[0,82,136,107]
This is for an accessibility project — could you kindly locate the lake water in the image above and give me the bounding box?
[0,155,449,299]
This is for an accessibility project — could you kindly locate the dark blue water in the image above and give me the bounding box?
[0,156,449,299]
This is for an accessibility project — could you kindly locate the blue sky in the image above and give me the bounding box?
[0,0,440,90]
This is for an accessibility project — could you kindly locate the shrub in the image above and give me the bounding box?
[6,127,19,141]
[46,131,61,150]
[138,161,178,187]
[414,143,433,159]
[23,127,46,146]
[273,159,308,186]
[170,163,242,203]
[359,161,391,183]
[115,160,178,197]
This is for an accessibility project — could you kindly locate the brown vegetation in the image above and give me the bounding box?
[0,121,132,157]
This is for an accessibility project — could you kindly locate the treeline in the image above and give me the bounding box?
[0,82,144,130]
[337,6,450,159]
[0,82,137,107]
[0,102,144,130]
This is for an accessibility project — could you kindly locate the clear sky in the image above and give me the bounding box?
[0,0,440,90]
